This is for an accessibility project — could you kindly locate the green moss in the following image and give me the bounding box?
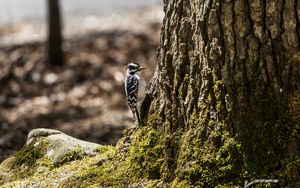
[232,93,300,186]
[147,112,161,127]
[61,151,129,187]
[0,174,5,185]
[171,178,190,188]
[54,148,86,167]
[13,140,49,167]
[0,140,52,182]
[38,157,55,169]
[58,127,168,188]
[289,94,300,125]
[174,125,243,187]
[96,145,114,154]
[142,180,166,188]
[125,127,165,179]
[55,146,118,187]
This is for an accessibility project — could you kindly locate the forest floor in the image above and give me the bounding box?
[0,22,160,162]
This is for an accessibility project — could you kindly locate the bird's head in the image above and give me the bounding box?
[126,62,146,75]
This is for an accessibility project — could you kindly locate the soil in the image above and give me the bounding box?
[0,23,160,162]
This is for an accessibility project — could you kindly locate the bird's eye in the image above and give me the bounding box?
[128,64,139,70]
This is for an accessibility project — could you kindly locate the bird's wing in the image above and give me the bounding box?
[125,75,139,113]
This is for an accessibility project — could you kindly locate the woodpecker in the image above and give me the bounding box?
[125,62,146,125]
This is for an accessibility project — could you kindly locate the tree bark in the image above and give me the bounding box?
[47,0,64,66]
[145,0,300,186]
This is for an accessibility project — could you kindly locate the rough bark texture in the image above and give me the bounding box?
[47,0,64,66]
[145,0,300,186]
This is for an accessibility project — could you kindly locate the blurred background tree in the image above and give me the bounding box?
[47,0,64,66]
[0,0,162,162]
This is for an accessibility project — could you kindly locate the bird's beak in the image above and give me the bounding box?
[139,67,146,71]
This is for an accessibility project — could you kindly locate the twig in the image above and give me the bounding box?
[244,179,278,188]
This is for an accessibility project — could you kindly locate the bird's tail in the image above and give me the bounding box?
[134,106,141,125]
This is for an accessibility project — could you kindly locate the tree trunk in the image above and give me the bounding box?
[47,0,64,66]
[144,0,300,186]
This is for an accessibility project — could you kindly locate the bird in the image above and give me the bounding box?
[124,62,147,125]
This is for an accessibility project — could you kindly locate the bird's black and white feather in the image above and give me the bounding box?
[125,63,146,124]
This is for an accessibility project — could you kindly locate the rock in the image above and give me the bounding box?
[26,128,100,164]
[0,128,114,187]
[27,128,61,142]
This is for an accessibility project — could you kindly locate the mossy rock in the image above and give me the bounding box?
[0,128,101,187]
[26,128,100,164]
